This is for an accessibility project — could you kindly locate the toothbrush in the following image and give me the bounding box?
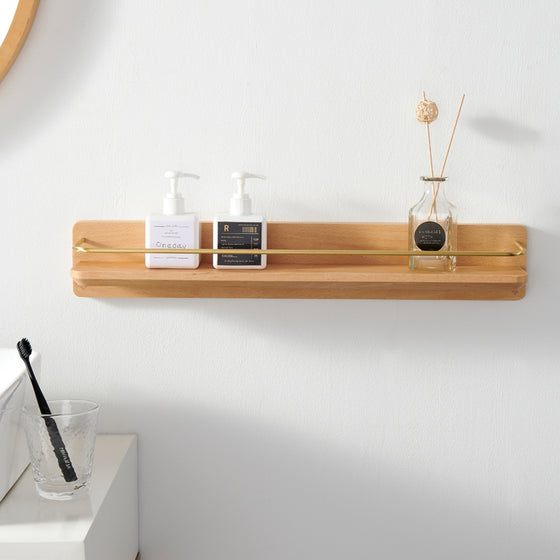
[17,338,77,483]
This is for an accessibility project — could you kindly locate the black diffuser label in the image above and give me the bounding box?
[217,222,262,266]
[414,221,446,251]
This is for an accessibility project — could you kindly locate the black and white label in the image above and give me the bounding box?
[217,222,262,266]
[414,221,446,251]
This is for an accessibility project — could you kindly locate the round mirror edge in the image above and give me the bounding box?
[0,0,40,84]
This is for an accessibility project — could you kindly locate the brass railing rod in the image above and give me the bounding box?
[73,238,526,258]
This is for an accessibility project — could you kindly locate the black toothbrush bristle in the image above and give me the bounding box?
[17,338,32,360]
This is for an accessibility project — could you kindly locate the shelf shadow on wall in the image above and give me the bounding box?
[468,116,541,146]
[119,401,559,560]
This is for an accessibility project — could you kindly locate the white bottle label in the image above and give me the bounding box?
[146,216,199,268]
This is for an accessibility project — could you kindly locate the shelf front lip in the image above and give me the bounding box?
[71,264,528,287]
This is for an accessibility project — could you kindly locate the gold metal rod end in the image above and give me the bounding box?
[513,241,526,255]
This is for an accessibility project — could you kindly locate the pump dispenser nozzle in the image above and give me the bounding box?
[230,171,266,216]
[163,171,199,215]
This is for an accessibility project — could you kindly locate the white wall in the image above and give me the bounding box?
[1,1,559,558]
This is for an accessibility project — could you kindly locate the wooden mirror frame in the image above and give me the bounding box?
[0,0,39,83]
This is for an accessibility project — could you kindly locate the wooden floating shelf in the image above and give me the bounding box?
[71,221,528,300]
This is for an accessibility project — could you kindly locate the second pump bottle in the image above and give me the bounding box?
[213,172,267,270]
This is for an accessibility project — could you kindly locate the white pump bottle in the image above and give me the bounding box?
[145,171,201,269]
[213,172,267,269]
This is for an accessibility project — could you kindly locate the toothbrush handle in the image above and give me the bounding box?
[44,416,78,482]
[23,357,51,414]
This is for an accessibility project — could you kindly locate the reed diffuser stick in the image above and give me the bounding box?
[439,93,465,177]
[423,91,435,178]
[422,91,437,221]
[428,93,465,219]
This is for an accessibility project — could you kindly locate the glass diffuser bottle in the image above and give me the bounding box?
[408,176,457,271]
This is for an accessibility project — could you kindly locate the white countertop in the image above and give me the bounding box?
[0,434,138,560]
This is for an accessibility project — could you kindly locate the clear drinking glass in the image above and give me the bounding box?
[23,399,99,500]
[408,176,457,271]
